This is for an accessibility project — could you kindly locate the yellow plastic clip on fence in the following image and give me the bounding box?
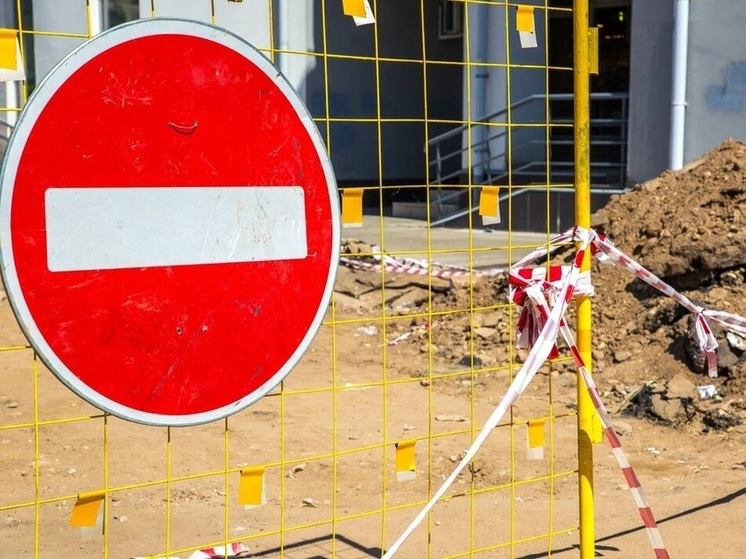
[516,6,538,49]
[0,29,18,70]
[69,491,105,528]
[478,185,501,225]
[342,187,364,228]
[516,6,535,33]
[527,419,546,461]
[395,440,416,482]
[342,0,366,18]
[588,27,600,75]
[238,466,266,507]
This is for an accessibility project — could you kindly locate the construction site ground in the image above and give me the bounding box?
[3,141,746,557]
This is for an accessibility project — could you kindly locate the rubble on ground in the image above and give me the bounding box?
[335,240,455,315]
[336,140,746,431]
[589,139,746,429]
[593,139,746,283]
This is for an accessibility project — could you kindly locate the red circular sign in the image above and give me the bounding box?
[0,20,339,425]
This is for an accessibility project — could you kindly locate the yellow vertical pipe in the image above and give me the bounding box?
[573,1,595,558]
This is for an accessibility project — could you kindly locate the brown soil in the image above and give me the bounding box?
[4,141,746,558]
[590,139,746,427]
[356,139,746,431]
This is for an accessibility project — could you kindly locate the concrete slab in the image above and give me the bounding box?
[343,216,555,271]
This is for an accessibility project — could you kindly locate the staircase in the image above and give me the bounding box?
[425,92,629,232]
[0,119,13,159]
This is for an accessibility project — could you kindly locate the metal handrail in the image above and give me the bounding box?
[428,92,629,184]
[426,91,630,227]
[0,119,15,143]
[427,92,629,147]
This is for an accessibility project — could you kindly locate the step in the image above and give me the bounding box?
[550,161,625,168]
[539,139,626,146]
[553,118,627,125]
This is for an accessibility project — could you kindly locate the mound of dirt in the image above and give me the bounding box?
[593,138,746,286]
[337,139,746,431]
[588,139,746,429]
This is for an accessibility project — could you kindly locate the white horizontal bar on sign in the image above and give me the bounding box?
[45,186,307,272]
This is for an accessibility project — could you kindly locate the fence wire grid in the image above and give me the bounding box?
[0,1,595,558]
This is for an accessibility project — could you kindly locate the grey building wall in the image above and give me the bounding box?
[12,1,462,185]
[0,3,17,116]
[626,0,673,184]
[462,1,547,175]
[685,0,746,162]
[306,1,462,183]
[141,0,462,184]
[0,4,15,32]
[31,0,90,81]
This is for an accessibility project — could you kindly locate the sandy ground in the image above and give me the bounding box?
[1,266,746,559]
[349,215,549,270]
[6,141,746,557]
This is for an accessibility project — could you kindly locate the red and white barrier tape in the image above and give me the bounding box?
[340,245,505,279]
[509,266,594,357]
[340,256,483,278]
[522,284,670,558]
[382,226,746,557]
[591,233,746,377]
[381,229,592,559]
[341,256,504,279]
[576,354,670,559]
[187,543,250,559]
[509,229,746,378]
[131,542,250,559]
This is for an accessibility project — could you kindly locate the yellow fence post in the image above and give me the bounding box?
[573,0,596,558]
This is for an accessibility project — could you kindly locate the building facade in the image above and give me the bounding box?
[0,0,463,187]
[1,0,743,228]
[629,0,746,183]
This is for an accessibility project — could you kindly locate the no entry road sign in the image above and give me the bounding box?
[0,19,340,426]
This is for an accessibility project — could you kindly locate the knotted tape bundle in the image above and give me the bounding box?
[510,266,593,359]
[510,228,746,378]
[384,226,746,559]
[591,231,746,377]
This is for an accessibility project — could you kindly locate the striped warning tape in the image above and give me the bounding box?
[131,542,250,559]
[187,543,250,559]
[382,227,673,558]
[340,244,505,279]
[519,279,670,558]
[509,265,594,357]
[340,256,505,279]
[591,233,746,377]
[380,226,746,557]
[511,229,746,378]
[381,228,593,558]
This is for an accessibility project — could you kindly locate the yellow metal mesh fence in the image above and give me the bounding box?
[0,1,589,558]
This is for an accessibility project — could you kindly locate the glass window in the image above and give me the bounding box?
[103,0,139,30]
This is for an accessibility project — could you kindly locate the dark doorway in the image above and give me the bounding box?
[543,0,632,212]
[592,4,631,93]
[548,1,631,95]
[548,9,574,95]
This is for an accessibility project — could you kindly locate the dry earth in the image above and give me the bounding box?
[2,141,746,558]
